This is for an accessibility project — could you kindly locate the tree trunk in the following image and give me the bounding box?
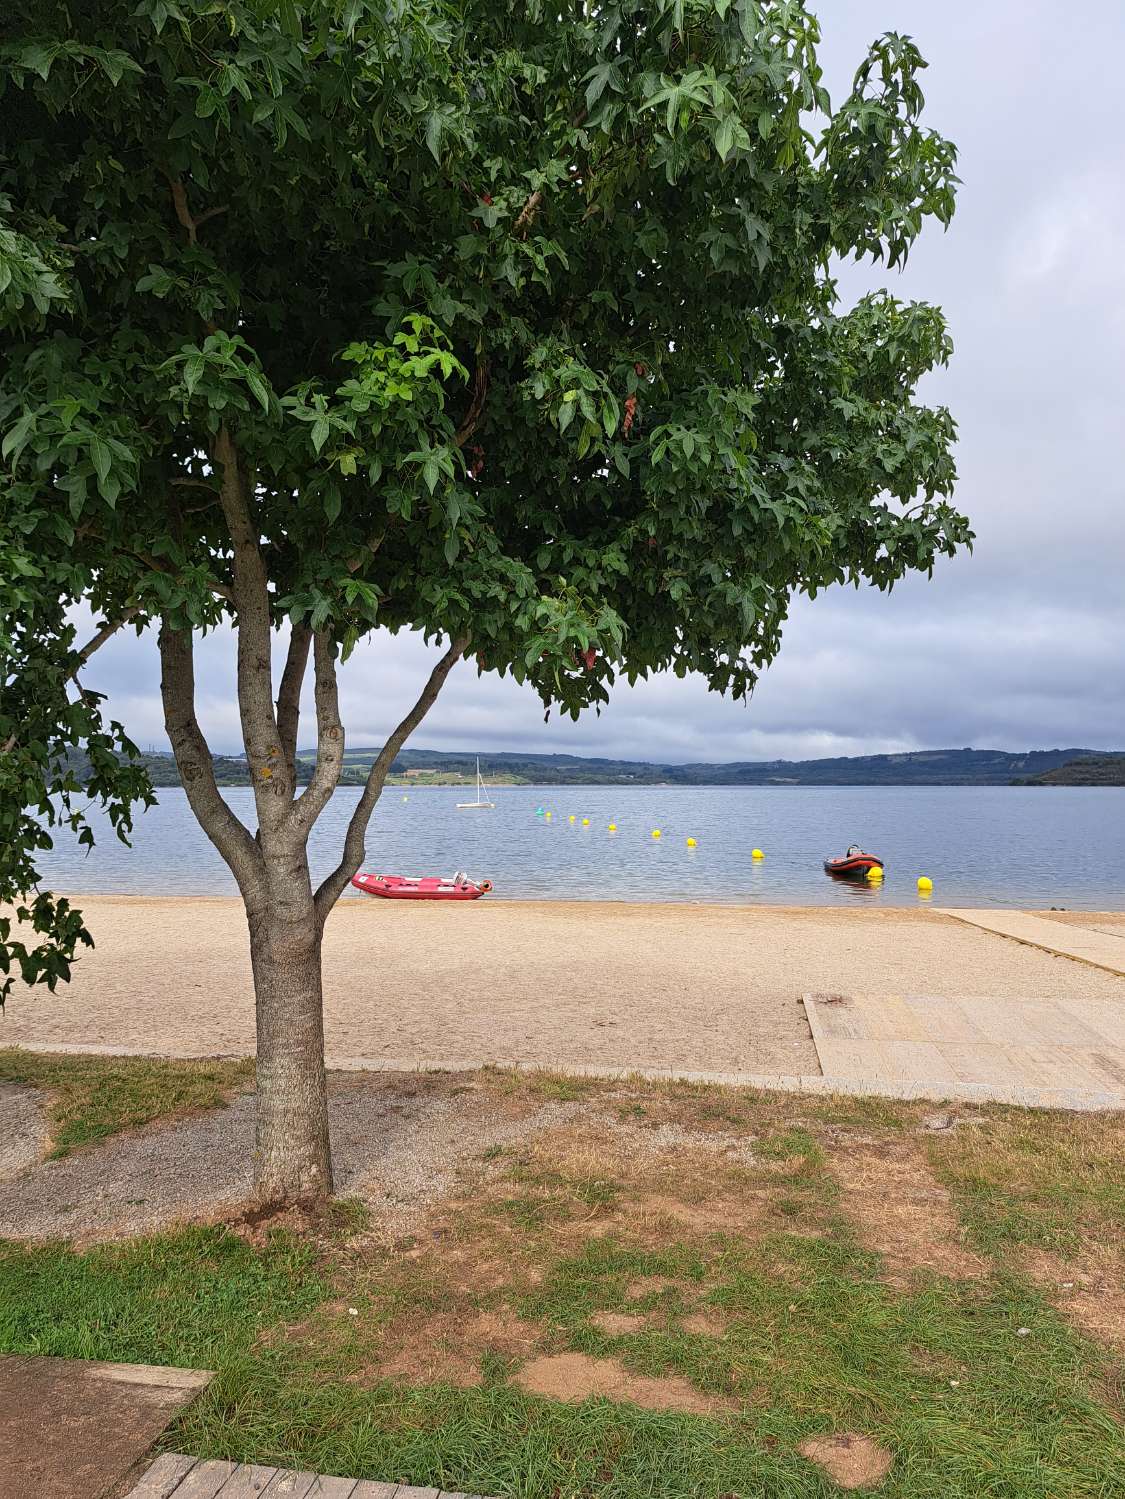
[247,880,332,1204]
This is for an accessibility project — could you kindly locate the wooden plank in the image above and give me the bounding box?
[392,1488,439,1499]
[349,1485,399,1499]
[164,1459,239,1499]
[305,1474,360,1498]
[260,1471,319,1499]
[218,1463,281,1497]
[122,1452,199,1499]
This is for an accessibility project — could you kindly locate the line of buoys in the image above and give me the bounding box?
[534,811,934,893]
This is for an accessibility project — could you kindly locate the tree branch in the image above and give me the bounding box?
[291,631,345,834]
[454,357,489,449]
[276,623,312,790]
[212,423,286,827]
[159,621,265,901]
[73,607,139,673]
[512,189,544,238]
[313,634,469,924]
[161,170,227,245]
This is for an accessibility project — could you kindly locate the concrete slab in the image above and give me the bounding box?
[939,909,1125,976]
[0,1357,211,1499]
[804,992,1125,1109]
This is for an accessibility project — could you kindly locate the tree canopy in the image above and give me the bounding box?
[1,0,969,997]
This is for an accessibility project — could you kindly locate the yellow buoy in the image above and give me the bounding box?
[867,865,884,881]
[652,828,661,839]
[608,823,617,832]
[545,811,552,820]
[686,836,697,847]
[582,817,590,826]
[568,815,575,823]
[751,848,764,860]
[917,875,933,892]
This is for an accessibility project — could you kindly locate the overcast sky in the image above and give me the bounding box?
[86,1,1125,763]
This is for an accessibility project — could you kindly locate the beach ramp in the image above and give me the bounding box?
[803,992,1125,1110]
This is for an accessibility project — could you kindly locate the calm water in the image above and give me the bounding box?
[35,784,1125,908]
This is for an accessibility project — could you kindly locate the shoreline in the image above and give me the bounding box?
[27,891,1125,918]
[2,899,1122,1084]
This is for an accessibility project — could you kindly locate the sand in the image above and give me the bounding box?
[2,897,1123,1077]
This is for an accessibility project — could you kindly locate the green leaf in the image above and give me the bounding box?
[245,368,270,413]
[310,416,330,454]
[89,434,111,485]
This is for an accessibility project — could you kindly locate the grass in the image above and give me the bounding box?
[0,1048,254,1157]
[0,1226,324,1368]
[1,1061,1123,1497]
[927,1109,1125,1257]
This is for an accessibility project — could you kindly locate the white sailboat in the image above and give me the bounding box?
[456,758,495,809]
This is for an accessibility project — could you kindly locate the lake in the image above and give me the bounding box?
[34,784,1125,909]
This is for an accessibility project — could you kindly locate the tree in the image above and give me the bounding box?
[0,0,969,1203]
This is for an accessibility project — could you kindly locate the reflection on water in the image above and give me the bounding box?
[36,784,1125,908]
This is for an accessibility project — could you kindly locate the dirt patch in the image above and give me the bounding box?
[590,1311,648,1335]
[368,1306,542,1388]
[625,1275,677,1302]
[515,1352,731,1415]
[829,1142,988,1285]
[1020,1247,1125,1352]
[681,1310,727,1337]
[797,1432,893,1490]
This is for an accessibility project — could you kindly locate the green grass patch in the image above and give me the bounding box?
[0,1226,325,1368]
[161,1229,1125,1498]
[0,1048,254,1158]
[929,1113,1125,1257]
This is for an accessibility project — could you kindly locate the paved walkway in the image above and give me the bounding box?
[939,908,1125,976]
[0,1358,211,1499]
[804,992,1125,1109]
[126,1455,493,1499]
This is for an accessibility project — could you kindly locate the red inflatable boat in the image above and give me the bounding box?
[824,846,884,879]
[351,871,493,901]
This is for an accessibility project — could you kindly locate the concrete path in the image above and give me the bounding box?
[939,908,1125,976]
[0,1357,211,1499]
[804,992,1125,1109]
[124,1455,495,1499]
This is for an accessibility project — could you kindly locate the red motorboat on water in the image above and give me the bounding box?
[824,846,884,879]
[351,871,493,901]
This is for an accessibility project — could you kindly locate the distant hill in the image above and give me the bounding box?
[1014,755,1125,787]
[65,744,1125,789]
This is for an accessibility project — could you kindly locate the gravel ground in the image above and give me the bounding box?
[0,1073,584,1243]
[4,898,1123,1078]
[0,1083,49,1183]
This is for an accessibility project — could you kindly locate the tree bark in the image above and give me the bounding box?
[161,430,468,1208]
[247,868,332,1204]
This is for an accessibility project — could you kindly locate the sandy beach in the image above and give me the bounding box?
[2,896,1123,1076]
